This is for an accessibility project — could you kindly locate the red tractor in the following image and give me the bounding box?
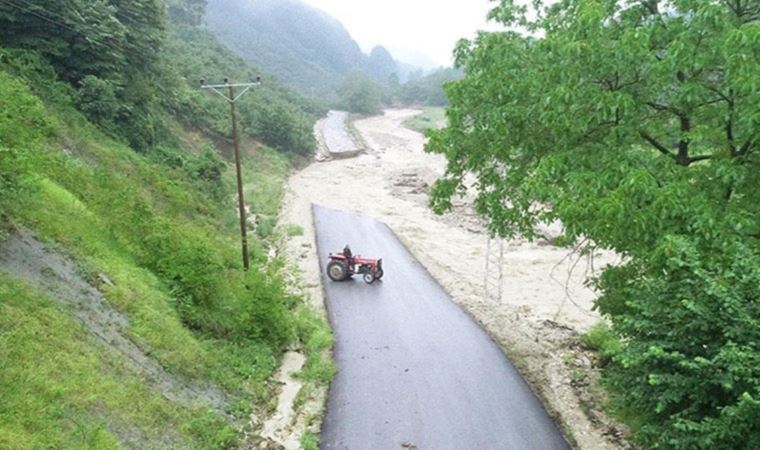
[326,245,383,284]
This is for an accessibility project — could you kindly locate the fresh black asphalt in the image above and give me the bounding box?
[313,205,570,450]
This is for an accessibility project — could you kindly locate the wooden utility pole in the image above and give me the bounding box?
[201,77,261,271]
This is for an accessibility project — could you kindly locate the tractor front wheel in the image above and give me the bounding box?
[327,261,349,281]
[363,272,375,284]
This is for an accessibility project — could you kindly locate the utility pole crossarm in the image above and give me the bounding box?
[201,81,261,103]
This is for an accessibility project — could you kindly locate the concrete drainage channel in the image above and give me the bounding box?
[318,110,366,159]
[260,351,307,449]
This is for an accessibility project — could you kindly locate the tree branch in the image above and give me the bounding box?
[737,138,755,159]
[704,85,731,103]
[640,131,674,159]
[645,101,669,111]
[687,154,712,164]
[695,97,727,108]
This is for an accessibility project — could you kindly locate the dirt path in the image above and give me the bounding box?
[280,109,627,449]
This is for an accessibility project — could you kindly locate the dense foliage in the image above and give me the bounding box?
[338,72,384,114]
[164,22,322,156]
[428,0,760,448]
[0,0,321,155]
[397,68,463,106]
[0,0,334,447]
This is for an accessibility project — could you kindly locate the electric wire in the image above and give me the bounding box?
[0,0,72,30]
[0,0,115,48]
[1,0,166,51]
[10,0,152,30]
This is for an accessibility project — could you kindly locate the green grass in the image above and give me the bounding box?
[403,107,447,133]
[0,275,237,449]
[241,146,291,240]
[0,58,334,448]
[243,146,291,217]
[580,323,647,438]
[300,431,320,450]
[293,307,336,384]
[282,224,305,237]
[580,322,622,363]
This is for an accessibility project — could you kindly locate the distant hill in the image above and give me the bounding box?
[205,0,403,98]
[367,46,397,83]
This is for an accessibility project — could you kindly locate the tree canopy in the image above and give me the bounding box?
[0,0,321,155]
[428,0,760,448]
[339,72,383,114]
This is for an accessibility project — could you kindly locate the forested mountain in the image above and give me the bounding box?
[205,0,402,98]
[366,46,398,83]
[0,0,331,448]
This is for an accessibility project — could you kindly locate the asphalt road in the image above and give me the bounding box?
[322,111,360,155]
[314,205,570,450]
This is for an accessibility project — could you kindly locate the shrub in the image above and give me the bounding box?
[74,75,121,130]
[580,323,621,364]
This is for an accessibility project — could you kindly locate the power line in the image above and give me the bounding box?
[2,0,166,51]
[0,0,111,48]
[3,0,98,46]
[0,0,72,30]
[10,0,153,30]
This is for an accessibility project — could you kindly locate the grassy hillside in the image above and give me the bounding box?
[0,2,333,448]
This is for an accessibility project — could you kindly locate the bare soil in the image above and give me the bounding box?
[280,109,631,449]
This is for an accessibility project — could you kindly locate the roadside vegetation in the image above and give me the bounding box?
[0,1,332,448]
[395,68,462,106]
[429,1,759,448]
[337,69,461,116]
[403,107,447,133]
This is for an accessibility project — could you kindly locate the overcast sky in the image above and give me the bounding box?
[300,0,501,68]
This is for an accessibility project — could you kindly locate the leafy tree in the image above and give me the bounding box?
[339,72,383,114]
[74,75,121,129]
[0,0,164,84]
[0,0,169,151]
[428,0,760,448]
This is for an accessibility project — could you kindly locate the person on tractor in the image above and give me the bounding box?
[342,244,353,265]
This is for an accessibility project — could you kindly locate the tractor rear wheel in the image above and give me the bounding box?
[363,272,375,284]
[327,261,349,281]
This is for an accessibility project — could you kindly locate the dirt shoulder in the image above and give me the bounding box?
[281,109,630,449]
